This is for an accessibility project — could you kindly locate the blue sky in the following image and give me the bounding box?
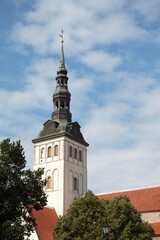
[1,0,160,194]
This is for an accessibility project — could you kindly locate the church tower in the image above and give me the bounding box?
[32,38,89,216]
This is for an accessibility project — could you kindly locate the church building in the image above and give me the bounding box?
[29,40,160,240]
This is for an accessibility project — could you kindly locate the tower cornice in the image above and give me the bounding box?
[32,131,89,147]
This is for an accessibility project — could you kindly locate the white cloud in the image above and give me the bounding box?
[0,58,56,115]
[11,0,151,56]
[131,0,160,22]
[81,50,122,72]
[81,69,160,193]
[88,135,160,193]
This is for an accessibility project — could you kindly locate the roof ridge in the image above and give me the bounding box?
[97,184,160,196]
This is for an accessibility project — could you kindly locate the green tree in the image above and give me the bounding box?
[53,190,106,240]
[53,191,154,240]
[0,138,47,240]
[105,195,154,240]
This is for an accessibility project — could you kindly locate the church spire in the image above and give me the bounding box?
[57,30,67,76]
[52,32,72,125]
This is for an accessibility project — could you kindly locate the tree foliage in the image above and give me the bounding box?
[53,191,154,240]
[54,190,106,240]
[0,138,47,240]
[105,195,154,240]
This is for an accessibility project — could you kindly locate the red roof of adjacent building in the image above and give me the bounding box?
[31,207,58,240]
[98,186,160,212]
[151,222,160,236]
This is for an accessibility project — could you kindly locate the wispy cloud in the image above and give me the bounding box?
[10,0,153,55]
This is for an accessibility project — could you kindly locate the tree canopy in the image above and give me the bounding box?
[105,195,154,240]
[53,190,154,240]
[53,190,106,240]
[0,138,47,240]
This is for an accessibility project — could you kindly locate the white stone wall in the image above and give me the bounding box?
[142,211,160,223]
[33,136,87,216]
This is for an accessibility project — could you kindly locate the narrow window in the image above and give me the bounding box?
[74,148,77,159]
[69,146,72,157]
[48,146,51,157]
[41,148,45,158]
[60,101,64,108]
[74,177,78,191]
[54,145,58,156]
[47,176,51,189]
[79,150,82,161]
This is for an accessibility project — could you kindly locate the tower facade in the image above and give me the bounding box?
[32,41,89,216]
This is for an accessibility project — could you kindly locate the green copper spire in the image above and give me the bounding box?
[57,32,67,76]
[52,33,71,124]
[60,42,65,67]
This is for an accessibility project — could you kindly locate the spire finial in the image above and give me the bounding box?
[57,29,67,74]
[59,29,64,43]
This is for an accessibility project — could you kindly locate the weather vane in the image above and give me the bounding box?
[59,29,64,43]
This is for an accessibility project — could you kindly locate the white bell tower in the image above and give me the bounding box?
[32,39,89,216]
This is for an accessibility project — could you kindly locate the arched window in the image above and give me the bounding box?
[54,145,58,156]
[74,148,77,159]
[48,146,51,157]
[47,176,51,189]
[79,150,82,161]
[41,148,45,158]
[69,146,72,157]
[74,177,78,191]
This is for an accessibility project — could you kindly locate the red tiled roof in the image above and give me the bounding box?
[98,186,160,212]
[151,222,160,236]
[31,207,58,240]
